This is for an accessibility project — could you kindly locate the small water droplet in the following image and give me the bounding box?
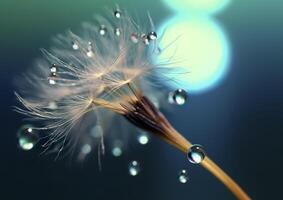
[48,73,57,85]
[90,125,103,138]
[86,50,94,57]
[99,25,107,36]
[178,169,189,183]
[114,10,121,18]
[47,101,58,110]
[114,28,121,36]
[50,64,57,73]
[147,31,157,40]
[141,33,149,45]
[81,144,92,155]
[130,33,139,43]
[187,144,206,164]
[17,125,39,151]
[129,160,140,176]
[173,89,187,105]
[72,41,79,50]
[111,140,123,157]
[138,134,149,145]
[112,146,122,157]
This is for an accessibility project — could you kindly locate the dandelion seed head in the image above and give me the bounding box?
[14,7,179,160]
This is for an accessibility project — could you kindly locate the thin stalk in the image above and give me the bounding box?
[168,128,251,200]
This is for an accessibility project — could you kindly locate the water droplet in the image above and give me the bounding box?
[168,92,175,104]
[178,169,189,183]
[173,89,187,105]
[187,144,206,164]
[99,25,107,36]
[148,31,157,40]
[17,125,39,151]
[50,64,57,73]
[130,33,139,43]
[114,10,121,18]
[48,73,57,85]
[138,134,149,145]
[86,50,94,57]
[111,140,123,157]
[114,28,121,36]
[129,160,140,176]
[112,146,122,157]
[72,41,79,50]
[141,33,149,45]
[81,144,92,154]
[90,125,103,138]
[47,101,58,110]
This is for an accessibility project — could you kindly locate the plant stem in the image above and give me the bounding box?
[168,128,251,200]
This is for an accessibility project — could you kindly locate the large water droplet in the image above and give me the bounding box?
[17,125,39,151]
[173,89,187,105]
[129,160,140,176]
[138,133,149,145]
[178,169,189,183]
[114,10,121,19]
[187,144,206,164]
[99,25,107,36]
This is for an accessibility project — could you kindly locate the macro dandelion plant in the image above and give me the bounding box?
[15,7,251,200]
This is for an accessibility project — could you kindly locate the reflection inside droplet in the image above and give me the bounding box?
[187,144,206,164]
[17,125,39,151]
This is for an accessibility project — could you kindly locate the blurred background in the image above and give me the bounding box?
[0,0,282,199]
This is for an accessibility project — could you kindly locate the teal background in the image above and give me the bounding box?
[0,0,282,200]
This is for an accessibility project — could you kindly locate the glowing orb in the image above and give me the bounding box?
[156,16,230,93]
[162,0,231,15]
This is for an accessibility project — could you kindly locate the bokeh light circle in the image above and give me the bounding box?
[156,16,230,93]
[162,0,231,15]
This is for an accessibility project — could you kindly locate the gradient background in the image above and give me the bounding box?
[0,0,282,199]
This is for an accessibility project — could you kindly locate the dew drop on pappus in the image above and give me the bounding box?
[114,10,121,19]
[99,25,107,36]
[129,160,140,176]
[114,28,121,36]
[173,89,187,105]
[187,144,206,164]
[147,31,157,40]
[72,41,79,50]
[17,125,39,151]
[130,33,139,43]
[50,64,57,73]
[48,72,57,85]
[178,169,189,183]
[141,33,149,45]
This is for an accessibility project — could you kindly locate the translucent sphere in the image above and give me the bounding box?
[178,169,189,183]
[17,125,39,151]
[187,144,206,164]
[138,134,149,145]
[129,160,140,176]
[173,89,187,105]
